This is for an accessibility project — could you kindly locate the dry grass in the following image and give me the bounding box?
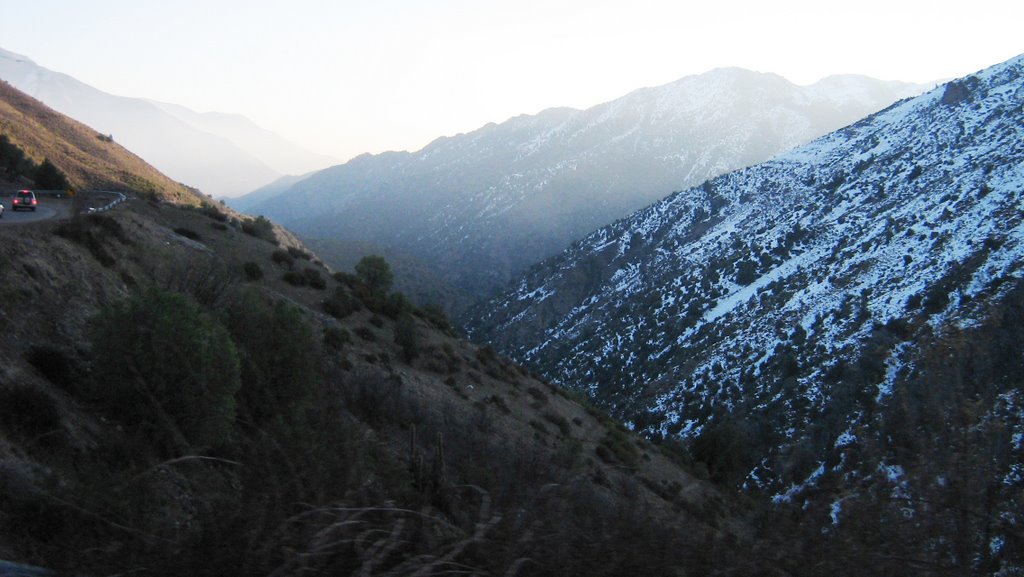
[0,80,201,203]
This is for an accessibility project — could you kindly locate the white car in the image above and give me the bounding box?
[0,201,4,218]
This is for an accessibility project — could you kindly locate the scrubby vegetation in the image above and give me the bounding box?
[0,218,741,576]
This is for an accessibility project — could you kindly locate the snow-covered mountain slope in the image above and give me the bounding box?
[240,67,924,298]
[0,47,333,196]
[469,55,1024,558]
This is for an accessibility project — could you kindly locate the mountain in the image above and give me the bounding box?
[239,68,926,300]
[470,55,1024,573]
[147,100,337,176]
[0,79,200,203]
[0,82,750,576]
[0,47,334,197]
[226,172,313,212]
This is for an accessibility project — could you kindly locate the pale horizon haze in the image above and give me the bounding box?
[1,0,1021,164]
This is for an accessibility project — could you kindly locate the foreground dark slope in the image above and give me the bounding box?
[472,55,1024,574]
[0,89,747,576]
[239,69,921,300]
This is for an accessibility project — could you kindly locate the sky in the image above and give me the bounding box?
[1,0,1021,163]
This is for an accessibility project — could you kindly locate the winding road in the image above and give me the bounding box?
[0,191,125,225]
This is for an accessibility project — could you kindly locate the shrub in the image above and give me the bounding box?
[324,326,352,350]
[33,158,70,190]
[420,303,454,335]
[0,134,34,177]
[383,292,413,319]
[333,271,360,287]
[476,345,499,365]
[199,204,228,222]
[303,267,326,290]
[282,271,308,286]
[243,261,263,281]
[241,215,276,243]
[355,255,393,293]
[86,289,240,452]
[271,249,295,268]
[354,326,376,342]
[543,412,572,437]
[222,291,319,426]
[323,288,361,319]
[287,246,311,260]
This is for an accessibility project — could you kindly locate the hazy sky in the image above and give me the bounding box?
[1,0,1021,162]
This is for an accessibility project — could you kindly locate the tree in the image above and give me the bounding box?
[355,255,394,293]
[33,158,70,190]
[87,289,241,453]
[221,290,320,426]
[0,134,33,177]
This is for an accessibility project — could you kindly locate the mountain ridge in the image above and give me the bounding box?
[238,66,926,301]
[468,54,1024,571]
[0,47,335,197]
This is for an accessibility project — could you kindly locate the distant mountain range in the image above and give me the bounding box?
[469,54,1024,568]
[235,67,927,299]
[0,47,336,197]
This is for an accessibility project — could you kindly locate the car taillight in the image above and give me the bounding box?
[32,199,37,205]
[12,199,18,204]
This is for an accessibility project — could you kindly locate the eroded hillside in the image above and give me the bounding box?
[471,55,1024,574]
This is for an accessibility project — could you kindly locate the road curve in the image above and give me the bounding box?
[0,200,69,224]
[0,191,125,226]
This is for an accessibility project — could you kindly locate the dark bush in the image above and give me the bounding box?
[303,267,326,290]
[383,291,413,319]
[354,326,376,342]
[33,158,70,190]
[86,289,240,453]
[420,303,455,335]
[287,246,311,260]
[691,420,754,485]
[333,271,360,287]
[199,204,228,222]
[476,345,499,365]
[282,271,308,286]
[324,326,352,350]
[355,255,393,292]
[323,288,361,319]
[0,134,34,177]
[241,215,276,243]
[222,291,319,427]
[271,249,295,268]
[243,261,263,281]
